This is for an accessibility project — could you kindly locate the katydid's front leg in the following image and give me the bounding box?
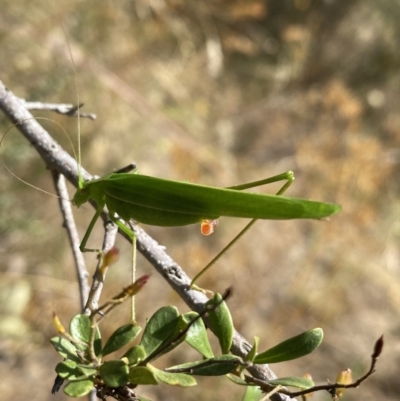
[79,207,137,254]
[78,164,137,253]
[79,208,103,253]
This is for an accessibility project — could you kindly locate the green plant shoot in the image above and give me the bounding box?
[72,167,340,254]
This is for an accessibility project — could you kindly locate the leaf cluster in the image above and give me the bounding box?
[51,293,323,400]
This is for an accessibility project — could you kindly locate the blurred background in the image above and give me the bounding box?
[0,0,399,400]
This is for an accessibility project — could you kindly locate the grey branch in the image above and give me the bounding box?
[22,100,97,120]
[0,80,290,401]
[51,170,90,310]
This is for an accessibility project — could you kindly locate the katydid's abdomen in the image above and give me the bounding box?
[73,172,341,227]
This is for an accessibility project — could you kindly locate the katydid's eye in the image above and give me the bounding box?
[201,219,219,236]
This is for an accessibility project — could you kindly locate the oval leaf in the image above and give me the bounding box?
[129,366,158,385]
[69,314,102,356]
[64,379,94,397]
[50,337,80,362]
[101,324,142,357]
[98,360,129,387]
[123,345,147,365]
[182,312,214,358]
[167,355,240,376]
[254,328,323,364]
[77,364,97,377]
[266,376,314,389]
[151,315,188,359]
[206,293,233,354]
[55,361,79,379]
[139,306,180,356]
[149,366,197,387]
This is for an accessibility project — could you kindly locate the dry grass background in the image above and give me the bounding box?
[1,1,400,400]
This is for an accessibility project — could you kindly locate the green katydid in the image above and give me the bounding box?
[72,167,340,255]
[2,64,341,287]
[58,31,341,285]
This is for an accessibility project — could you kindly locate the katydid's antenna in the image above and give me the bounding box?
[63,25,83,189]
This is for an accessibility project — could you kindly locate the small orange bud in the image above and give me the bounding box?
[52,311,66,334]
[201,219,219,236]
[125,274,151,296]
[100,247,120,274]
[103,246,119,266]
[335,368,352,397]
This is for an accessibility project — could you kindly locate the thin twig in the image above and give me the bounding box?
[0,80,290,401]
[22,100,97,120]
[51,171,116,399]
[51,170,89,309]
[93,274,149,323]
[245,336,383,399]
[83,220,118,314]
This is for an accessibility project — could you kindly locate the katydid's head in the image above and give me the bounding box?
[72,183,91,207]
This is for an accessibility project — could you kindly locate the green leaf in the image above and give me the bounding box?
[129,366,158,385]
[151,315,188,359]
[206,293,233,354]
[266,376,314,389]
[69,314,102,356]
[55,361,79,379]
[101,324,142,357]
[139,306,180,357]
[69,314,90,347]
[77,364,97,377]
[254,328,323,364]
[182,312,214,358]
[50,337,80,362]
[149,366,197,387]
[242,385,262,401]
[64,379,94,397]
[244,337,259,363]
[98,360,129,387]
[166,355,240,376]
[123,345,147,365]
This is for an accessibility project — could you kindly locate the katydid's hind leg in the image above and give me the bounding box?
[227,171,295,196]
[274,171,295,196]
[192,172,295,287]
